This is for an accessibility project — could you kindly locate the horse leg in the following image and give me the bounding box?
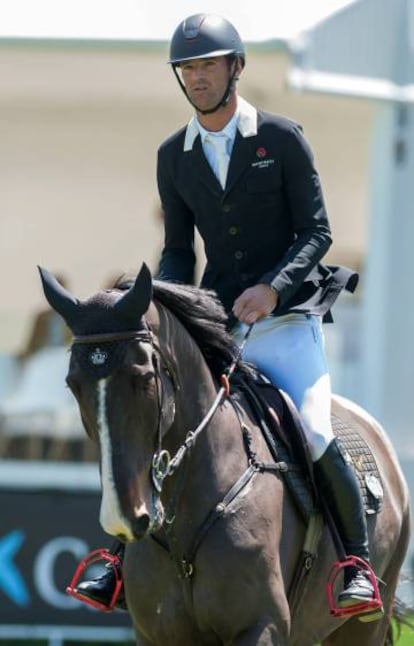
[134,633,154,646]
[232,619,289,646]
[320,614,392,646]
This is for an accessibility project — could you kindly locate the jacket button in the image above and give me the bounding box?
[229,226,238,235]
[234,250,244,260]
[222,204,231,212]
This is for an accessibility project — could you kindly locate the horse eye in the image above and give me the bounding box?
[142,371,156,386]
[129,368,155,388]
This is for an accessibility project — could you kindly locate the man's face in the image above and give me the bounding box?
[178,56,232,112]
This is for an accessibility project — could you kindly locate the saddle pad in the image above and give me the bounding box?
[332,414,383,515]
[234,375,383,521]
[278,413,384,520]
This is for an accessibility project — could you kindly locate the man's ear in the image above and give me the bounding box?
[234,56,244,79]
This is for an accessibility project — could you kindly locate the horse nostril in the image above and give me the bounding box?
[131,514,150,539]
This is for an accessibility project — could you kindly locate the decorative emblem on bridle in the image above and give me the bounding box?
[89,347,108,366]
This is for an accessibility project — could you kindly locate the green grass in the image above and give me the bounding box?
[0,642,134,646]
[1,621,413,646]
[311,615,414,646]
[1,640,140,646]
[394,620,414,645]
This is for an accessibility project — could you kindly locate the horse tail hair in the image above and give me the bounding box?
[385,596,414,646]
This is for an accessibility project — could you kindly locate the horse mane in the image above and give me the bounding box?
[114,276,246,378]
[153,281,240,378]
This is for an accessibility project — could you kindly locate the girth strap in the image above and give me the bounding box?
[288,513,324,617]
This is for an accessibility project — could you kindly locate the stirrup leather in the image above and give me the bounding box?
[66,548,123,612]
[327,555,382,619]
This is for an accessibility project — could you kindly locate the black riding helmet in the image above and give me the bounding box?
[168,14,246,115]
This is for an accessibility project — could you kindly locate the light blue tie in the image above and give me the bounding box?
[213,135,230,188]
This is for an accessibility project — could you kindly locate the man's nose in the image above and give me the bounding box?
[191,65,206,80]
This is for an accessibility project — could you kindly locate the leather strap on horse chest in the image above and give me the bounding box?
[175,464,258,580]
[150,323,291,599]
[184,450,291,575]
[155,449,290,581]
[152,428,290,588]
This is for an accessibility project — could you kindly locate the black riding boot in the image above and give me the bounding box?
[74,542,127,611]
[313,439,383,621]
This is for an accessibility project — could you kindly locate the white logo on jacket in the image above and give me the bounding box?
[251,159,275,169]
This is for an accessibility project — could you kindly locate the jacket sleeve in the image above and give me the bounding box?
[156,145,196,284]
[259,123,332,308]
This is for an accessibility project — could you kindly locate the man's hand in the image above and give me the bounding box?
[232,284,278,324]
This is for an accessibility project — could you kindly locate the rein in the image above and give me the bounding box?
[151,323,255,492]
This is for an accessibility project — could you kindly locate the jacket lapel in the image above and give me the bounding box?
[184,125,258,196]
[187,135,223,196]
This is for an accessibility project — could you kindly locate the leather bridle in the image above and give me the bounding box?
[71,324,178,494]
[70,322,255,497]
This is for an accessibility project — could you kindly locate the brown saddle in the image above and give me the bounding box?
[234,372,383,521]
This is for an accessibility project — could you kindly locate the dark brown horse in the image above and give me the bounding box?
[39,263,410,646]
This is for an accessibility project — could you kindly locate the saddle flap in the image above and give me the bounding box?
[234,372,383,520]
[234,372,318,521]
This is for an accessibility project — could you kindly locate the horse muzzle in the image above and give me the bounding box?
[100,483,164,542]
[129,494,164,540]
[129,513,151,540]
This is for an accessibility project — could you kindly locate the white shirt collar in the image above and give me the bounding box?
[198,111,238,146]
[183,96,258,152]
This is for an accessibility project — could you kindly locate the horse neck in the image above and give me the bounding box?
[157,306,218,430]
[157,310,250,532]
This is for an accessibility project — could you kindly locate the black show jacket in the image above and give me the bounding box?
[157,103,357,323]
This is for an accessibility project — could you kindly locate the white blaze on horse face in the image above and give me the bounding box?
[96,379,134,541]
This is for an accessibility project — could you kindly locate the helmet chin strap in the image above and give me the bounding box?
[172,63,239,116]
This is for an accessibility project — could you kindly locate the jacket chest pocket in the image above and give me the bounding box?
[245,166,281,194]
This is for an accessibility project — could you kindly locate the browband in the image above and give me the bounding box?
[72,330,153,346]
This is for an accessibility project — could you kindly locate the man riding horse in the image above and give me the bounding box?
[73,13,382,620]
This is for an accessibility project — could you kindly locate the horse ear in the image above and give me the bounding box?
[38,266,79,329]
[114,262,153,323]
